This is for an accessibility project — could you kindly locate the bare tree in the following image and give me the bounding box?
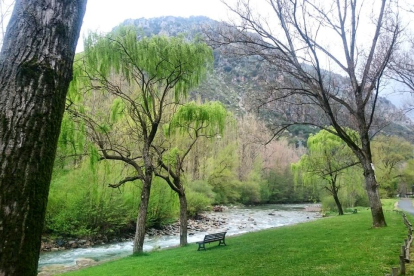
[0,0,14,47]
[208,0,404,227]
[0,0,87,275]
[389,37,414,115]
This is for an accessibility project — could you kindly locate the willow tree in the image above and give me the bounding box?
[68,27,213,254]
[292,129,360,215]
[0,0,86,275]
[371,136,414,197]
[154,101,227,246]
[210,0,406,226]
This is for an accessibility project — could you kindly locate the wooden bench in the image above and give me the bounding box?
[196,232,227,251]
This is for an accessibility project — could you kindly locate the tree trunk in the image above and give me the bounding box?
[0,1,86,275]
[357,127,387,227]
[362,159,386,227]
[332,190,344,216]
[133,179,151,254]
[178,191,188,246]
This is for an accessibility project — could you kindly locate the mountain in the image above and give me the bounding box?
[121,16,267,113]
[119,16,414,143]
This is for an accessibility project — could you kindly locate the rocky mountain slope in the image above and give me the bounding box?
[120,16,414,142]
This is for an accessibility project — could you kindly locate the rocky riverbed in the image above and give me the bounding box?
[40,213,227,252]
[38,204,322,275]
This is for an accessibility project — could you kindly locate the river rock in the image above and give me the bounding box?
[76,258,96,267]
[78,239,87,245]
[212,205,225,212]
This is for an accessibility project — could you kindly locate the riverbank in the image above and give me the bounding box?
[61,205,412,276]
[38,204,321,274]
[41,213,227,252]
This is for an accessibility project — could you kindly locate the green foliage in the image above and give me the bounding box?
[292,128,362,206]
[185,180,215,217]
[146,179,178,228]
[56,114,86,165]
[166,101,228,137]
[206,143,241,204]
[110,98,125,123]
[239,158,265,204]
[46,162,182,237]
[46,161,139,237]
[264,168,315,203]
[371,135,414,197]
[186,192,213,217]
[81,27,213,101]
[404,160,414,184]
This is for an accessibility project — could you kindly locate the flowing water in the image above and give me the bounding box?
[38,204,321,271]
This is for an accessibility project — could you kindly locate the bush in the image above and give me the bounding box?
[239,181,261,204]
[46,161,138,238]
[186,192,213,217]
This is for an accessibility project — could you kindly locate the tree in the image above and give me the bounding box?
[403,160,414,190]
[210,0,405,226]
[154,101,227,246]
[292,129,360,215]
[389,37,414,115]
[69,27,213,254]
[0,0,87,275]
[371,135,414,197]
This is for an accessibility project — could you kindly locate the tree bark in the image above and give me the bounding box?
[361,158,386,227]
[0,1,86,275]
[133,179,151,254]
[358,122,386,227]
[178,191,188,246]
[332,189,344,216]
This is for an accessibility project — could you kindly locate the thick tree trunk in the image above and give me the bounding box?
[361,159,386,227]
[0,1,86,275]
[133,179,151,254]
[358,126,386,227]
[178,191,188,246]
[133,145,154,254]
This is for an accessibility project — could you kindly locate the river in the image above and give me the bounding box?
[38,204,321,274]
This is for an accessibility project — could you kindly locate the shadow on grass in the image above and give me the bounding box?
[130,252,151,258]
[195,244,229,252]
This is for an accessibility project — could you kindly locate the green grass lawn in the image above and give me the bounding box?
[64,202,413,276]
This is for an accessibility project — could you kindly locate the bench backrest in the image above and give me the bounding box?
[204,232,226,242]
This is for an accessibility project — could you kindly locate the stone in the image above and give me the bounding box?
[76,258,96,267]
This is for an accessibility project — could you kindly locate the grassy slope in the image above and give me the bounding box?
[64,203,412,276]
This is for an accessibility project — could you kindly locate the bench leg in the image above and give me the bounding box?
[218,239,226,246]
[198,243,206,251]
